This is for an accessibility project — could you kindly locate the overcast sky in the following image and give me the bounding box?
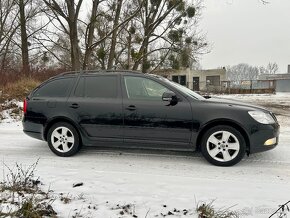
[199,0,290,73]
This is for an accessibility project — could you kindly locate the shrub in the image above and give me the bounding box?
[0,78,40,103]
[196,201,239,218]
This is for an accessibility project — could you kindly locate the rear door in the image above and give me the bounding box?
[67,74,123,140]
[27,76,75,125]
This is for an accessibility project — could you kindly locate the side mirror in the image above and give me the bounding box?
[162,91,178,105]
[203,95,211,99]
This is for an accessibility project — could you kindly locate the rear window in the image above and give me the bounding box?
[75,75,118,98]
[33,77,74,98]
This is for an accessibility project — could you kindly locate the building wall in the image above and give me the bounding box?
[276,79,290,92]
[191,69,227,90]
[153,68,227,90]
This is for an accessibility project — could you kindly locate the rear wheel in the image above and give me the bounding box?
[47,122,80,157]
[200,125,246,166]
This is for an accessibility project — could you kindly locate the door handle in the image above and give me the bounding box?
[69,103,79,109]
[126,105,136,111]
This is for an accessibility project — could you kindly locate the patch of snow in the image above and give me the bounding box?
[0,100,23,123]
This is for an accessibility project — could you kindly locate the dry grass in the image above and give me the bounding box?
[0,68,66,103]
[0,160,57,217]
[60,193,72,204]
[0,68,66,87]
[196,201,239,218]
[1,159,41,194]
[0,78,40,103]
[16,196,57,218]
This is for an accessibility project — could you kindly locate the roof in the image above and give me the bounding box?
[258,73,290,80]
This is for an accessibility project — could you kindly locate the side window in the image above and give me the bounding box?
[124,76,169,100]
[33,77,74,98]
[79,75,118,98]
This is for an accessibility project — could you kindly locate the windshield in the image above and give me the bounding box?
[150,74,205,100]
[166,80,205,100]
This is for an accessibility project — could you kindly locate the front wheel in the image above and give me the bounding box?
[47,122,80,157]
[200,125,246,166]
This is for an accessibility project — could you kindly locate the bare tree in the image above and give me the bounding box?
[83,0,142,69]
[107,0,123,69]
[41,0,142,70]
[9,0,50,73]
[82,0,101,70]
[227,63,260,81]
[43,0,83,70]
[266,62,278,74]
[0,0,19,70]
[18,0,30,73]
[124,0,207,73]
[131,0,187,72]
[260,0,269,4]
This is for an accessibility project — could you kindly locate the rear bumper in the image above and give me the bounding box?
[249,123,280,154]
[22,118,45,141]
[23,130,43,141]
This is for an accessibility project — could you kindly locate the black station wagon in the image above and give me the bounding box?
[23,71,280,166]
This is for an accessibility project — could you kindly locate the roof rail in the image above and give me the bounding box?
[54,69,143,77]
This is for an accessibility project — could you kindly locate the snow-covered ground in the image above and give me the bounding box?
[0,100,22,123]
[0,94,290,217]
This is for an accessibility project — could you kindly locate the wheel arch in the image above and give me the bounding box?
[44,117,82,142]
[195,119,250,153]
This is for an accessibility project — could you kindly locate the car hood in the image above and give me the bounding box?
[202,97,269,112]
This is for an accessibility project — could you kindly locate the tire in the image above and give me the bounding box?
[200,125,246,166]
[47,122,81,157]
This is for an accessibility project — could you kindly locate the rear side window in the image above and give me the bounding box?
[75,75,118,98]
[33,77,74,98]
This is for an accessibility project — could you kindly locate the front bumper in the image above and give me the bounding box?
[249,122,280,154]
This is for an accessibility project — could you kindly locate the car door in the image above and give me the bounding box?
[28,76,76,125]
[67,74,123,140]
[122,75,193,145]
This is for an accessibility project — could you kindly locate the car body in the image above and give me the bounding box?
[22,71,280,166]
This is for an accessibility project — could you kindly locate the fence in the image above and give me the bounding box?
[186,80,276,94]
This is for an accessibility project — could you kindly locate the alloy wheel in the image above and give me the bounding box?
[206,130,240,162]
[50,127,75,153]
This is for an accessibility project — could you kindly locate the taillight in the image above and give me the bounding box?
[23,99,27,114]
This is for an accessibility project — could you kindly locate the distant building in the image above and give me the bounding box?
[259,73,290,80]
[259,64,290,80]
[258,65,290,92]
[153,68,227,91]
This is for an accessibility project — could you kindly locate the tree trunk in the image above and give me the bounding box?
[127,32,131,69]
[141,35,149,73]
[107,0,123,69]
[66,0,81,71]
[69,24,81,71]
[83,0,99,70]
[19,0,30,74]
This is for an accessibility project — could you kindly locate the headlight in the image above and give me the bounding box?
[248,111,275,124]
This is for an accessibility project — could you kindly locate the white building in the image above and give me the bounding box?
[153,68,227,91]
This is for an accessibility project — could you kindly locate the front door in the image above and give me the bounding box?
[122,75,192,144]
